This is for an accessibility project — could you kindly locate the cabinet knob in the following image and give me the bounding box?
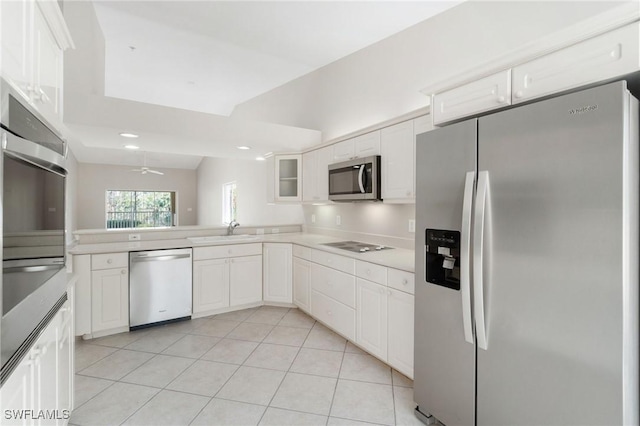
[107,258,113,264]
[515,91,524,99]
[402,279,408,285]
[121,269,126,274]
[497,95,506,104]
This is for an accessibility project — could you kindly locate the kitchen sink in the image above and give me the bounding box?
[187,235,259,244]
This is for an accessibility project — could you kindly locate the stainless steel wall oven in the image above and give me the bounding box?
[0,79,68,383]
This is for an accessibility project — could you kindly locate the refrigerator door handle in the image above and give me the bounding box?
[474,170,490,350]
[461,171,475,344]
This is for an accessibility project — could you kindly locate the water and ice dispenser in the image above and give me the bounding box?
[425,229,461,290]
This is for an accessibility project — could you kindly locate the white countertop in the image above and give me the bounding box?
[68,232,415,273]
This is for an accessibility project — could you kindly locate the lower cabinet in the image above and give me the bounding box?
[230,255,263,306]
[263,243,293,303]
[356,278,388,361]
[91,267,129,333]
[292,257,311,312]
[387,288,414,378]
[1,300,73,426]
[193,259,230,313]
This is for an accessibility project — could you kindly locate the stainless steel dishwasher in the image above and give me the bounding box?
[129,248,192,329]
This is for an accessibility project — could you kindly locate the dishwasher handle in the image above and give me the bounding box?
[130,253,191,263]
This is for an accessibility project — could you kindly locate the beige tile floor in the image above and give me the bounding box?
[70,306,423,426]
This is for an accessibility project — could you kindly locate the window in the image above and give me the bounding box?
[222,182,237,224]
[106,190,175,229]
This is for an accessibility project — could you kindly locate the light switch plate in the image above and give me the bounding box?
[408,220,415,233]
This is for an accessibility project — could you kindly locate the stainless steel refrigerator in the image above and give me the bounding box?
[414,81,639,426]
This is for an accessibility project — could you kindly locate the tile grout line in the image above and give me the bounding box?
[326,343,347,426]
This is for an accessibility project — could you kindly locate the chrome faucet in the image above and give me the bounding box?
[227,220,240,235]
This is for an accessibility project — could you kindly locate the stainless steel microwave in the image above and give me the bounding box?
[328,155,381,202]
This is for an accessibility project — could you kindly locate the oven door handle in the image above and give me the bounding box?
[358,165,366,193]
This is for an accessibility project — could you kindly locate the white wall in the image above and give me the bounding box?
[232,1,626,141]
[303,204,415,249]
[76,163,197,229]
[197,157,303,226]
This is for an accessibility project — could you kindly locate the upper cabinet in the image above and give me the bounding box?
[275,154,302,202]
[0,0,74,127]
[332,131,381,163]
[512,23,639,104]
[432,70,511,126]
[303,146,331,203]
[380,116,432,203]
[431,22,639,126]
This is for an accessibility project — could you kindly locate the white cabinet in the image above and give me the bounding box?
[1,300,73,426]
[193,259,230,313]
[90,253,129,334]
[275,154,302,202]
[332,131,381,162]
[1,0,34,101]
[193,244,263,315]
[381,120,416,201]
[387,288,414,378]
[91,267,129,333]
[0,0,72,126]
[230,255,263,306]
[432,70,512,125]
[302,146,331,203]
[73,254,91,337]
[512,22,639,104]
[356,278,388,360]
[292,257,311,313]
[33,6,63,122]
[263,243,293,304]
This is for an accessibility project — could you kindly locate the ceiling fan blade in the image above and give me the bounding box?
[148,169,164,175]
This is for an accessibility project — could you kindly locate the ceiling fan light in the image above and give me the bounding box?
[120,132,139,138]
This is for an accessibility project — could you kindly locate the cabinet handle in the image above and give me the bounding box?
[497,95,506,104]
[515,90,524,99]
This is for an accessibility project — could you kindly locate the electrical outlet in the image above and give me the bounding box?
[129,234,141,241]
[336,215,341,226]
[271,228,279,234]
[408,219,416,233]
[311,214,316,223]
[256,228,265,235]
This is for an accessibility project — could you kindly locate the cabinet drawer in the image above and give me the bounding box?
[311,290,355,341]
[311,249,355,275]
[388,269,415,295]
[194,243,262,260]
[354,131,380,157]
[433,70,511,125]
[310,263,356,308]
[356,260,387,286]
[512,22,639,104]
[293,244,313,261]
[92,252,128,270]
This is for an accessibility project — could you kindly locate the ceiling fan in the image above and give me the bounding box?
[131,152,164,175]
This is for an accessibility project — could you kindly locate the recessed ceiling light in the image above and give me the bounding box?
[237,146,251,150]
[124,145,139,150]
[120,132,139,138]
[256,156,266,161]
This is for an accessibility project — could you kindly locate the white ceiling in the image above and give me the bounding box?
[66,1,461,169]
